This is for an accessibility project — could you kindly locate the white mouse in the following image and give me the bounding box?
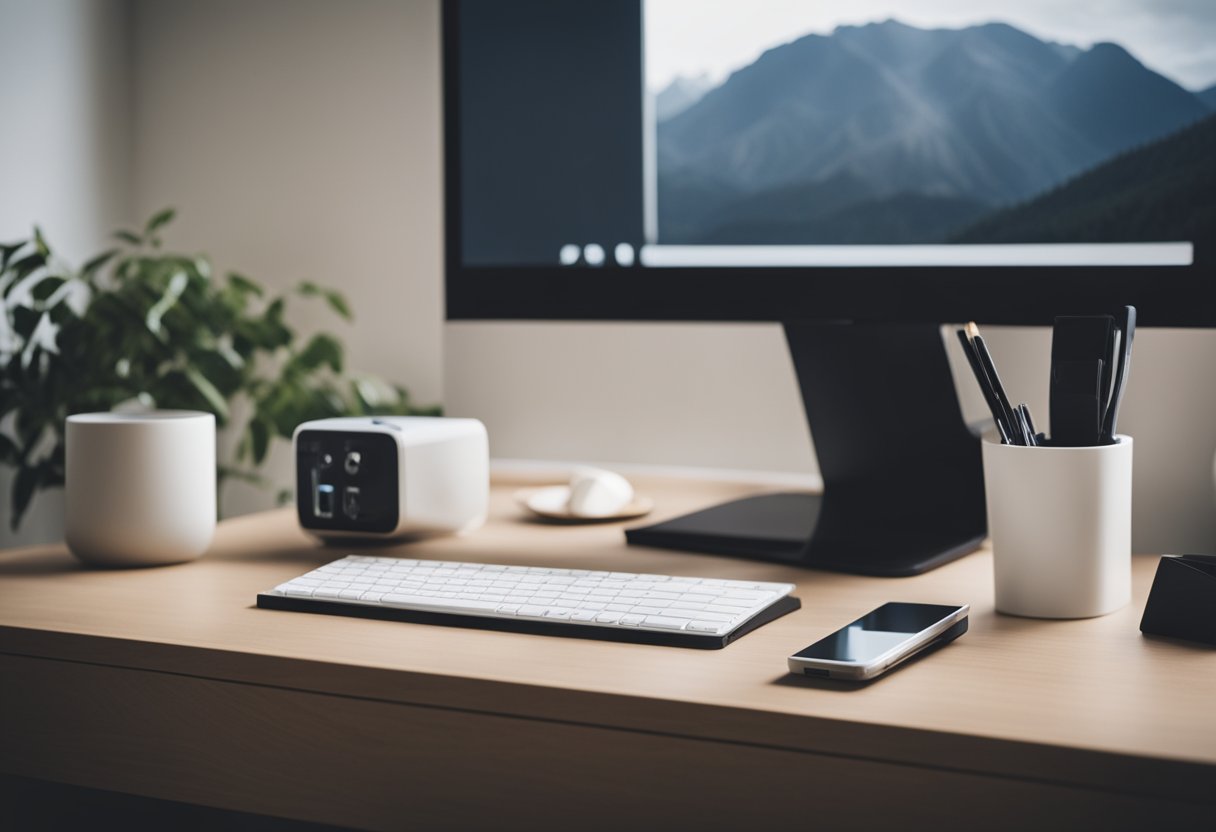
[567,467,634,518]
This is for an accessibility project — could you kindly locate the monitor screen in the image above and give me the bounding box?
[446,0,1216,323]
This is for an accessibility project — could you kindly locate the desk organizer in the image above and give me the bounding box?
[981,434,1132,618]
[1139,555,1216,646]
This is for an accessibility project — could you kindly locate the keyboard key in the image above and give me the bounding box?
[382,594,500,613]
[683,610,734,622]
[517,605,549,617]
[620,614,646,626]
[644,616,688,630]
[688,621,726,633]
[668,600,708,611]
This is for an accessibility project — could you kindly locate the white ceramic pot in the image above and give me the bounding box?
[982,434,1133,619]
[65,411,216,567]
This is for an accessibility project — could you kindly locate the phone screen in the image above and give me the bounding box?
[793,603,964,664]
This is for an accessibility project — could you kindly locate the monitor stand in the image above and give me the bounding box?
[625,322,987,576]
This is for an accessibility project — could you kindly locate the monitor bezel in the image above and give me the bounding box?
[442,0,1215,327]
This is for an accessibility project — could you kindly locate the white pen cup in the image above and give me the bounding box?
[981,434,1132,619]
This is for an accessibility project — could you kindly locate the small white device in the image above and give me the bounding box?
[787,602,969,681]
[294,417,488,541]
[259,555,800,648]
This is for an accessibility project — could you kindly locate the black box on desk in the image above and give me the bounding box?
[1140,555,1216,646]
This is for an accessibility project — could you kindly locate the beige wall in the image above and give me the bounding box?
[0,0,131,546]
[129,0,445,517]
[448,321,1216,553]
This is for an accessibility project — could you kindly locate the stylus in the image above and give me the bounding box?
[956,327,1011,444]
[970,325,1022,445]
[1100,306,1136,444]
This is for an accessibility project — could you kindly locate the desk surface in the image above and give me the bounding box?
[2,475,1214,805]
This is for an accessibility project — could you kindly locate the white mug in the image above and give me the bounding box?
[65,411,216,567]
[982,434,1133,618]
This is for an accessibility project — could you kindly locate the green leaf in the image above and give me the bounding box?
[11,463,41,531]
[6,252,47,288]
[12,306,40,339]
[190,350,242,395]
[184,367,230,422]
[144,208,176,235]
[298,281,352,321]
[33,227,50,257]
[249,418,270,465]
[1,241,26,271]
[113,230,143,246]
[227,272,263,298]
[81,249,118,278]
[30,275,66,303]
[0,433,17,465]
[145,269,189,338]
[324,290,352,321]
[291,333,343,373]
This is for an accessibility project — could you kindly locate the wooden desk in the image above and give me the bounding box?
[1,476,1213,830]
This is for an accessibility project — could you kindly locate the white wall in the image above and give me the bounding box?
[0,0,131,546]
[129,0,444,517]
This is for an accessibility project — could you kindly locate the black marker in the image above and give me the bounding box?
[970,324,1020,444]
[957,325,1012,444]
[1100,306,1136,444]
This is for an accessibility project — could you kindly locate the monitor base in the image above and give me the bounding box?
[625,322,988,576]
[624,492,984,577]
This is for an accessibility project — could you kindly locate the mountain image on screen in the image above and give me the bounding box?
[654,19,1215,245]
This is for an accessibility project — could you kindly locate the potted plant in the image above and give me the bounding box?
[0,209,436,530]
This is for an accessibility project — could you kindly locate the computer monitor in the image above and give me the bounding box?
[443,0,1216,575]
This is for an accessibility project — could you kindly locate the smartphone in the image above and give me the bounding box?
[787,602,969,681]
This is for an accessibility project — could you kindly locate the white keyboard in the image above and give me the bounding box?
[258,556,800,648]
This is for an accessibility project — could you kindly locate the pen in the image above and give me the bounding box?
[969,323,1021,444]
[1016,404,1038,447]
[956,327,1012,444]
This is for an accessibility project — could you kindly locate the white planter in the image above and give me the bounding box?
[65,411,216,567]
